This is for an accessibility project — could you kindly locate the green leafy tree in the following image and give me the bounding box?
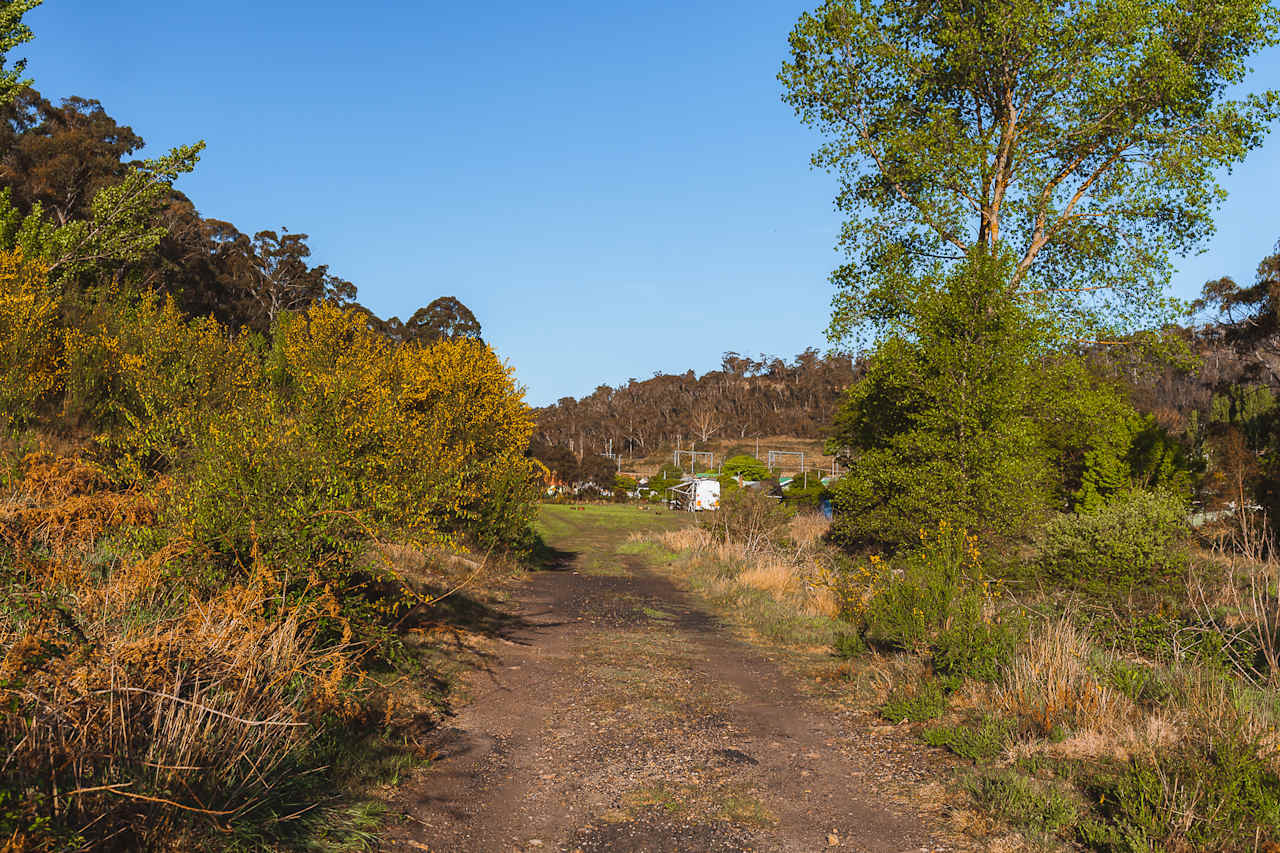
[1075,425,1135,511]
[1209,384,1277,448]
[0,1,39,108]
[722,453,770,481]
[785,0,1277,546]
[0,142,204,284]
[781,0,1279,346]
[0,8,206,289]
[827,250,1126,546]
[1075,413,1195,510]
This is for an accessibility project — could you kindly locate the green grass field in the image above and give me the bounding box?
[535,503,692,575]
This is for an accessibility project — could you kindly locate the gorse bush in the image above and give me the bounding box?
[0,260,540,846]
[931,604,1023,683]
[1039,487,1188,592]
[166,304,539,575]
[63,293,263,466]
[1105,659,1172,707]
[865,522,989,649]
[29,291,539,577]
[0,250,60,429]
[828,521,1018,679]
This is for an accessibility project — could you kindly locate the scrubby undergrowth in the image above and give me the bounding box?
[646,489,1280,851]
[0,253,541,850]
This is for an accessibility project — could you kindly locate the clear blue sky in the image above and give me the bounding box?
[19,2,1280,406]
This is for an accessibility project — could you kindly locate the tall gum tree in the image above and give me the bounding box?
[0,0,39,107]
[780,0,1280,346]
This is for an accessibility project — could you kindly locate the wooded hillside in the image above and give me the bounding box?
[534,349,858,457]
[0,87,479,343]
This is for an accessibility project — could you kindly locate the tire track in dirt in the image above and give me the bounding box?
[380,517,953,853]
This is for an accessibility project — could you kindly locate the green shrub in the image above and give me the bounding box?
[1123,610,1183,661]
[922,716,1011,761]
[967,770,1079,836]
[1104,660,1171,707]
[1082,731,1280,851]
[855,523,1014,683]
[783,479,828,510]
[880,679,949,723]
[1074,413,1195,511]
[168,397,359,579]
[822,251,1135,549]
[832,630,868,659]
[932,605,1024,682]
[1039,488,1188,592]
[861,522,982,651]
[722,454,770,481]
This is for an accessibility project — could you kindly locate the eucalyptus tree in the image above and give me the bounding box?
[783,0,1278,543]
[781,0,1280,346]
[1199,240,1280,381]
[0,0,39,107]
[0,90,145,225]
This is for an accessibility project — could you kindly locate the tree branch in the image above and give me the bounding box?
[854,102,969,253]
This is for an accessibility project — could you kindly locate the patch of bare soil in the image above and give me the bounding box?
[380,539,961,852]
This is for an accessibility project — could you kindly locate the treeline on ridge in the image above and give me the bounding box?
[0,86,479,344]
[534,349,858,457]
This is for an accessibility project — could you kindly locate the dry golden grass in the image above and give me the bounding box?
[650,525,713,553]
[786,512,829,551]
[864,654,935,707]
[984,615,1280,770]
[642,513,837,621]
[0,453,374,850]
[738,559,797,595]
[0,451,155,558]
[991,617,1125,739]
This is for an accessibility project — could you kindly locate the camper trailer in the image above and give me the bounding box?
[667,477,720,511]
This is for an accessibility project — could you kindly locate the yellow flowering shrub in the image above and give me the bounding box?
[826,521,1020,680]
[0,249,61,428]
[2,286,540,638]
[0,196,538,851]
[62,293,264,468]
[1,289,539,589]
[276,303,539,548]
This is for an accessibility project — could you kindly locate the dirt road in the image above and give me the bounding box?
[382,506,952,853]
